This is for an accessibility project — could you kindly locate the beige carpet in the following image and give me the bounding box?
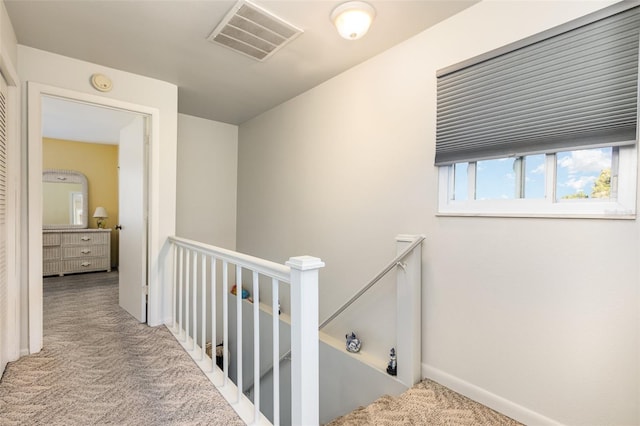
[328,379,523,426]
[0,271,243,425]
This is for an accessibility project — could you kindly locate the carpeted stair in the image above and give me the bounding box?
[328,379,523,426]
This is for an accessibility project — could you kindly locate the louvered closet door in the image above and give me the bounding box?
[0,72,8,374]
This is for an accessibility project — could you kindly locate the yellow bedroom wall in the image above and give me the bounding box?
[43,138,119,267]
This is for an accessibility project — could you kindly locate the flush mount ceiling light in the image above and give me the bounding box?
[331,1,376,40]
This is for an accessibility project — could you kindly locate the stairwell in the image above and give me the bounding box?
[327,379,523,426]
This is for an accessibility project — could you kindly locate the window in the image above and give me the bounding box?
[435,3,639,218]
[474,154,545,200]
[439,146,636,217]
[556,147,613,201]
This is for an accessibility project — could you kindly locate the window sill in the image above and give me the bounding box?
[436,211,636,220]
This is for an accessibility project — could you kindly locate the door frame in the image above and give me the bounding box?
[27,83,160,353]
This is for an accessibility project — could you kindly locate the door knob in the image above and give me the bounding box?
[115,225,123,230]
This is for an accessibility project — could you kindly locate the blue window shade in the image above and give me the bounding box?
[435,3,639,166]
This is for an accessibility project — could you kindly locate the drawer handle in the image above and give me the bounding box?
[81,262,91,267]
[80,236,91,241]
[81,249,91,254]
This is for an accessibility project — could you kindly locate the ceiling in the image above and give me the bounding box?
[7,0,477,125]
[42,96,140,144]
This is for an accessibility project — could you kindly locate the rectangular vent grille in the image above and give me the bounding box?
[207,0,303,61]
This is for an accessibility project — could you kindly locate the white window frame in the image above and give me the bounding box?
[437,145,637,219]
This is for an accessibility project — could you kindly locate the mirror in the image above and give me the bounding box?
[43,169,88,229]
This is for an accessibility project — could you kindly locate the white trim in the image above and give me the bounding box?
[27,82,161,352]
[27,84,43,353]
[422,363,564,426]
[146,113,163,326]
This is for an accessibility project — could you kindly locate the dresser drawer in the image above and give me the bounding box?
[43,233,61,247]
[62,245,108,259]
[43,261,61,276]
[63,258,110,273]
[43,246,61,261]
[62,232,109,246]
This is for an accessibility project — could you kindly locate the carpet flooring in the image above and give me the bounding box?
[1,271,523,426]
[327,379,523,426]
[0,271,243,426]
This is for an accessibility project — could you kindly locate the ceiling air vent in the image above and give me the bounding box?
[207,0,303,61]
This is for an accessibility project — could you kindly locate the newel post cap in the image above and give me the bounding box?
[396,234,425,243]
[286,256,325,271]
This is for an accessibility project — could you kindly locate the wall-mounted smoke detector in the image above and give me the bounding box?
[90,73,112,92]
[207,0,303,61]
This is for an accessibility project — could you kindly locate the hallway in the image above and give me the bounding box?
[0,272,243,425]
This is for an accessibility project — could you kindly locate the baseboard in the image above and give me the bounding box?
[422,364,563,426]
[20,347,30,357]
[148,316,172,328]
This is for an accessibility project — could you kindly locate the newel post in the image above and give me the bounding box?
[396,235,423,388]
[287,255,325,426]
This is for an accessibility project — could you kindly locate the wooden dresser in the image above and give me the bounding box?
[43,229,111,276]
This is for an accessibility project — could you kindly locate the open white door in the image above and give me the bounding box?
[118,115,147,322]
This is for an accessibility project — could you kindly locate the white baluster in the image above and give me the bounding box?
[223,260,229,385]
[252,271,260,421]
[201,253,207,361]
[185,249,190,343]
[178,246,183,337]
[272,278,280,426]
[211,256,217,373]
[192,251,198,351]
[236,265,243,403]
[172,242,177,330]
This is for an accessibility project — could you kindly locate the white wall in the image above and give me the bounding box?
[17,45,178,348]
[237,1,638,425]
[0,2,16,69]
[176,113,238,249]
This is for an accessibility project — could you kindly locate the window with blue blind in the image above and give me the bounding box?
[436,3,639,218]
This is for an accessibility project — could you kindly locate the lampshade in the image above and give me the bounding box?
[331,1,376,40]
[93,207,108,218]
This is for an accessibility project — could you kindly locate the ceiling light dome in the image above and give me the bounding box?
[331,1,376,40]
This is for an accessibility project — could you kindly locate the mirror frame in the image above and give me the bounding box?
[43,169,89,230]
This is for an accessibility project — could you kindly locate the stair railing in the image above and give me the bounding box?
[319,234,425,330]
[245,234,425,396]
[168,236,324,426]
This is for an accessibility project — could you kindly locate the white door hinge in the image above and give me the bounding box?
[143,285,149,295]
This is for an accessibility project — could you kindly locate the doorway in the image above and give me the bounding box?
[27,83,159,353]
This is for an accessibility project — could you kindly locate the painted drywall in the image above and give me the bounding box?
[17,45,178,351]
[43,138,119,266]
[0,1,17,74]
[175,114,238,369]
[237,1,638,425]
[176,113,238,250]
